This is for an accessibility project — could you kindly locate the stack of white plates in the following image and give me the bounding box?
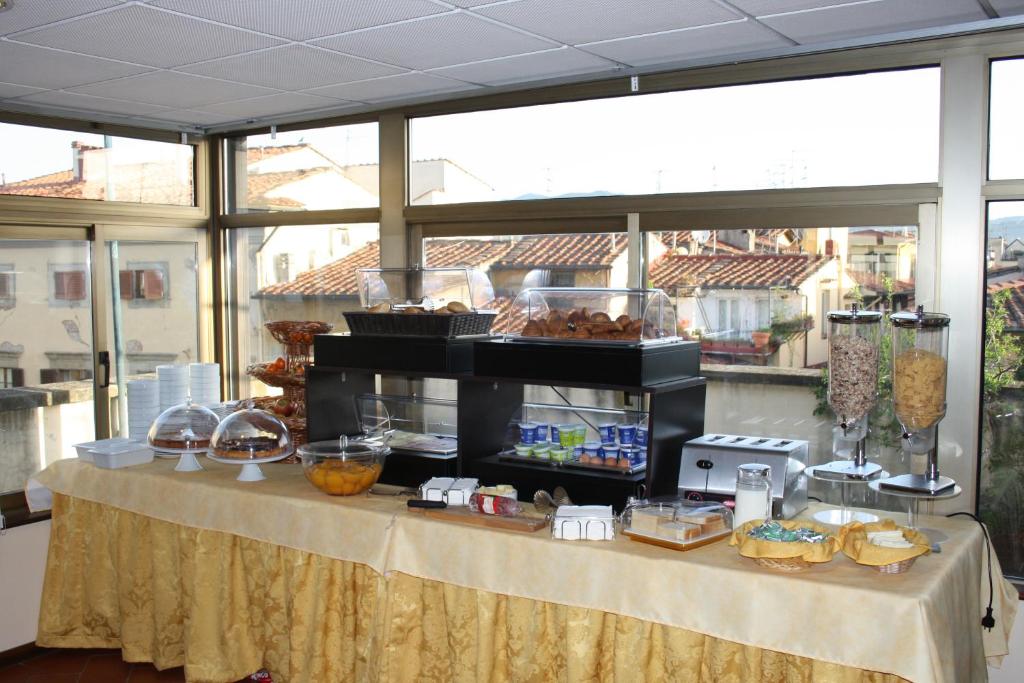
[189,362,221,406]
[126,379,160,441]
[157,364,189,411]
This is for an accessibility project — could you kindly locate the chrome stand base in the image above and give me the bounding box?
[811,460,883,481]
[878,473,956,495]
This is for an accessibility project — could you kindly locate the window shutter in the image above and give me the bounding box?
[0,274,9,298]
[54,272,66,299]
[66,271,86,300]
[142,269,165,300]
[119,270,133,300]
[12,368,24,387]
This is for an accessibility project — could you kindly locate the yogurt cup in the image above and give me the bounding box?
[635,426,649,448]
[583,441,602,458]
[557,424,576,448]
[598,423,617,443]
[617,424,637,445]
[599,443,619,460]
[573,445,584,458]
[621,445,641,466]
[573,425,587,446]
[533,423,549,442]
[518,422,538,444]
[550,447,570,463]
[514,443,533,457]
[532,443,552,460]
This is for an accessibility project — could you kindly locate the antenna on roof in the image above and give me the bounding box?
[270,125,277,140]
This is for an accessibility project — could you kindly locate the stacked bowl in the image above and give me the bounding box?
[126,379,160,441]
[157,364,189,411]
[189,362,221,406]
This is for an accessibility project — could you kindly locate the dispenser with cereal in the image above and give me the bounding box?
[878,306,955,495]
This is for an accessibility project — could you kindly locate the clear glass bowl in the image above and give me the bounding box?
[298,436,388,496]
[148,401,221,453]
[209,408,293,462]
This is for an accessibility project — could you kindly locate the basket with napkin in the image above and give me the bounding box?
[730,519,840,572]
[839,519,931,574]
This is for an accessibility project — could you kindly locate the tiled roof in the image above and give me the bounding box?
[1,170,82,198]
[649,253,834,290]
[1,167,193,204]
[246,144,308,163]
[244,168,332,209]
[423,238,515,268]
[491,233,626,269]
[846,270,915,295]
[987,278,1024,330]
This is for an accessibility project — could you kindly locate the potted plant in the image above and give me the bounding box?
[751,328,772,348]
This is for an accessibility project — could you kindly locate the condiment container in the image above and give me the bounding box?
[91,440,154,469]
[552,505,615,541]
[733,463,772,529]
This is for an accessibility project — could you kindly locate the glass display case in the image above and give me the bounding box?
[356,266,494,311]
[496,402,649,474]
[209,407,294,462]
[356,394,458,457]
[504,288,678,345]
[148,400,220,453]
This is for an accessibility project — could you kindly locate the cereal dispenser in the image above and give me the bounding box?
[878,306,955,495]
[815,305,884,480]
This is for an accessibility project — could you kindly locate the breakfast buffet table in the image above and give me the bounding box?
[31,458,1018,683]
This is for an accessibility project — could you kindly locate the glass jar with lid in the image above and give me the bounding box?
[733,463,772,529]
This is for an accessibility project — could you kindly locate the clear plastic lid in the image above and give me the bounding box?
[297,435,389,462]
[891,306,950,431]
[621,499,733,545]
[356,266,494,311]
[148,400,221,452]
[505,287,679,345]
[209,407,293,461]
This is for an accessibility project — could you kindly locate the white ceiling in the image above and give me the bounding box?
[0,0,1021,133]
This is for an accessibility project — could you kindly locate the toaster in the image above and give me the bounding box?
[678,434,808,519]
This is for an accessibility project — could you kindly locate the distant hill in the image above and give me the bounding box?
[990,215,1024,240]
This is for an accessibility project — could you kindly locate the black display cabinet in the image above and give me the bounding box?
[308,334,706,507]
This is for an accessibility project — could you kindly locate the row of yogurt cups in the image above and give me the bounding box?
[518,421,648,447]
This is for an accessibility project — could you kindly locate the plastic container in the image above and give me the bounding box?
[621,500,733,551]
[299,436,388,496]
[890,307,951,432]
[552,505,615,541]
[827,306,883,429]
[91,440,154,469]
[733,464,772,529]
[74,436,132,462]
[419,477,479,505]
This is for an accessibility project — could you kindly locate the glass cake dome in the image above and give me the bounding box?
[148,400,221,453]
[209,407,293,462]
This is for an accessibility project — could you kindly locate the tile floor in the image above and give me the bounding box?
[0,648,255,683]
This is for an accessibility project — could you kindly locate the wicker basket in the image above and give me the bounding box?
[264,320,333,345]
[755,556,811,572]
[875,557,917,575]
[344,311,496,337]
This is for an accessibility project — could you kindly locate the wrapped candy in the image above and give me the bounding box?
[746,520,828,544]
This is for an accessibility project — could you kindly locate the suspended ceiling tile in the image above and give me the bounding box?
[0,82,47,99]
[0,41,151,89]
[989,0,1024,16]
[312,12,556,70]
[727,0,876,15]
[11,4,284,68]
[581,19,791,67]
[0,0,123,37]
[448,1,504,6]
[151,0,449,41]
[431,47,620,85]
[759,0,988,44]
[196,92,350,120]
[15,90,171,117]
[178,44,405,90]
[142,109,236,126]
[475,0,741,45]
[306,72,478,102]
[68,71,281,109]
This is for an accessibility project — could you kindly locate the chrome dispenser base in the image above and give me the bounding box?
[877,473,956,495]
[811,459,883,481]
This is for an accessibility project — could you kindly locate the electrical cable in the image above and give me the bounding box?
[946,511,996,630]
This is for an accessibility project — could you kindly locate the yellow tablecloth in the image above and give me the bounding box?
[33,459,1016,682]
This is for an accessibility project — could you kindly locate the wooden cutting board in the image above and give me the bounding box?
[412,505,550,533]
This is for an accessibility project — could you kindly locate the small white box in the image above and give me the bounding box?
[90,440,154,469]
[73,436,132,462]
[420,477,479,506]
[552,505,615,541]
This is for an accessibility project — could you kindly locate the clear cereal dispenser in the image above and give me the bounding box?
[814,304,884,481]
[879,306,955,495]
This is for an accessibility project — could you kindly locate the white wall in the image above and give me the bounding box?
[990,612,1024,683]
[0,520,50,651]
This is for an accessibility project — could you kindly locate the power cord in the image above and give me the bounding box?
[946,511,996,631]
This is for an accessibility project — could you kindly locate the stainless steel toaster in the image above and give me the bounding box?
[678,434,808,519]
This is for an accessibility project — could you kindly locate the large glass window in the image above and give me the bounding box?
[0,122,194,206]
[989,58,1024,180]
[409,68,939,205]
[224,123,379,213]
[226,223,380,398]
[0,238,95,496]
[980,200,1024,580]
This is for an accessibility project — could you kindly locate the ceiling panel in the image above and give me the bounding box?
[306,72,478,102]
[760,0,988,43]
[67,71,282,109]
[179,44,406,90]
[150,0,448,41]
[10,4,283,68]
[0,82,46,99]
[0,0,123,36]
[989,1,1024,16]
[475,0,741,44]
[582,19,791,67]
[727,0,877,16]
[143,109,246,127]
[196,92,350,120]
[0,41,151,89]
[14,90,171,117]
[447,1,504,6]
[431,47,621,85]
[312,12,557,70]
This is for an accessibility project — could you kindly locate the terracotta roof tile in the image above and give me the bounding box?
[1,163,193,205]
[650,253,834,290]
[846,270,915,295]
[988,278,1024,330]
[246,144,308,163]
[423,238,515,268]
[491,233,625,269]
[243,168,332,209]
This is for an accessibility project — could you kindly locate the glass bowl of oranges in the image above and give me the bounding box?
[299,436,388,496]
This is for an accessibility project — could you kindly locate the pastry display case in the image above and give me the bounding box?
[148,401,221,454]
[344,266,498,337]
[207,406,294,481]
[496,402,649,475]
[504,287,678,346]
[621,499,733,551]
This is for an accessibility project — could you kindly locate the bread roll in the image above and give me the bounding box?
[446,301,470,313]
